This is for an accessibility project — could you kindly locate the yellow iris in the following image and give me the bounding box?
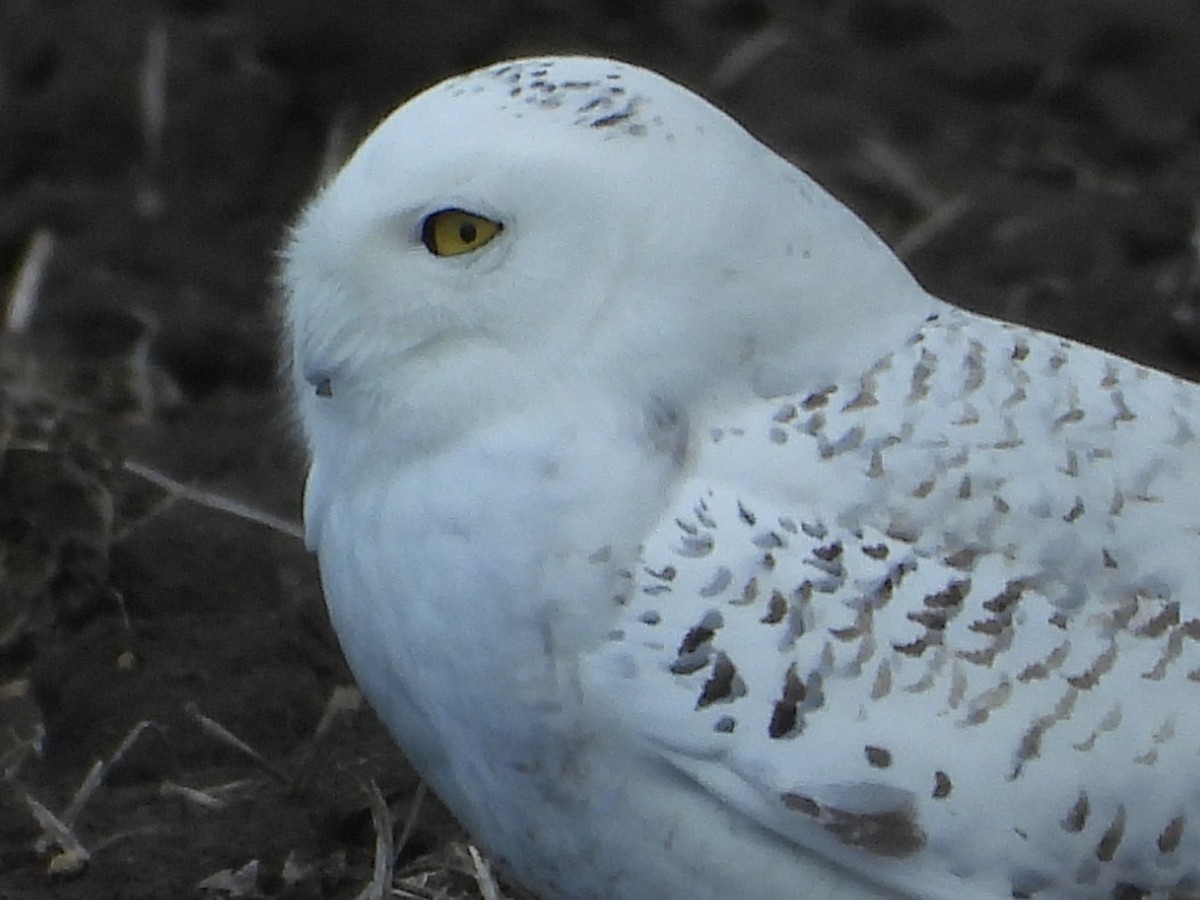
[421,208,503,257]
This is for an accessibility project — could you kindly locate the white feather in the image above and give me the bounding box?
[283,56,1200,900]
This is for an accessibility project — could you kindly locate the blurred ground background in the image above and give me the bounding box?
[1,1,1198,898]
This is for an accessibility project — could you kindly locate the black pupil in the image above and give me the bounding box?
[458,221,477,244]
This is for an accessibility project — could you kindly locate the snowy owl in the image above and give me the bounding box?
[281,56,1200,900]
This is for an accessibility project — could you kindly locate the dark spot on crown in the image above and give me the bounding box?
[592,107,634,128]
[932,771,952,798]
[865,745,892,768]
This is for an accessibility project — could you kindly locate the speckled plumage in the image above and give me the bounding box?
[282,57,1200,900]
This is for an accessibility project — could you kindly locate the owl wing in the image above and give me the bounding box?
[587,308,1200,899]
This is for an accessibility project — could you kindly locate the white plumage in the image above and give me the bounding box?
[282,56,1200,900]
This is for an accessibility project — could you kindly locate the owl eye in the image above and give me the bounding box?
[421,208,503,257]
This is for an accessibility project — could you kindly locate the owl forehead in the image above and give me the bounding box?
[435,57,672,141]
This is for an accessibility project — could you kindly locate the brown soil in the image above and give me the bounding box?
[1,1,1198,898]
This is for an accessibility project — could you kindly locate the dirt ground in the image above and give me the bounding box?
[1,1,1199,898]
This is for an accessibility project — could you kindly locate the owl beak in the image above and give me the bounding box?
[303,366,335,398]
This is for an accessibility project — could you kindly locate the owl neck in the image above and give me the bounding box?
[306,395,685,763]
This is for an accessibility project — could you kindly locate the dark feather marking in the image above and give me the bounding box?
[780,792,926,858]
